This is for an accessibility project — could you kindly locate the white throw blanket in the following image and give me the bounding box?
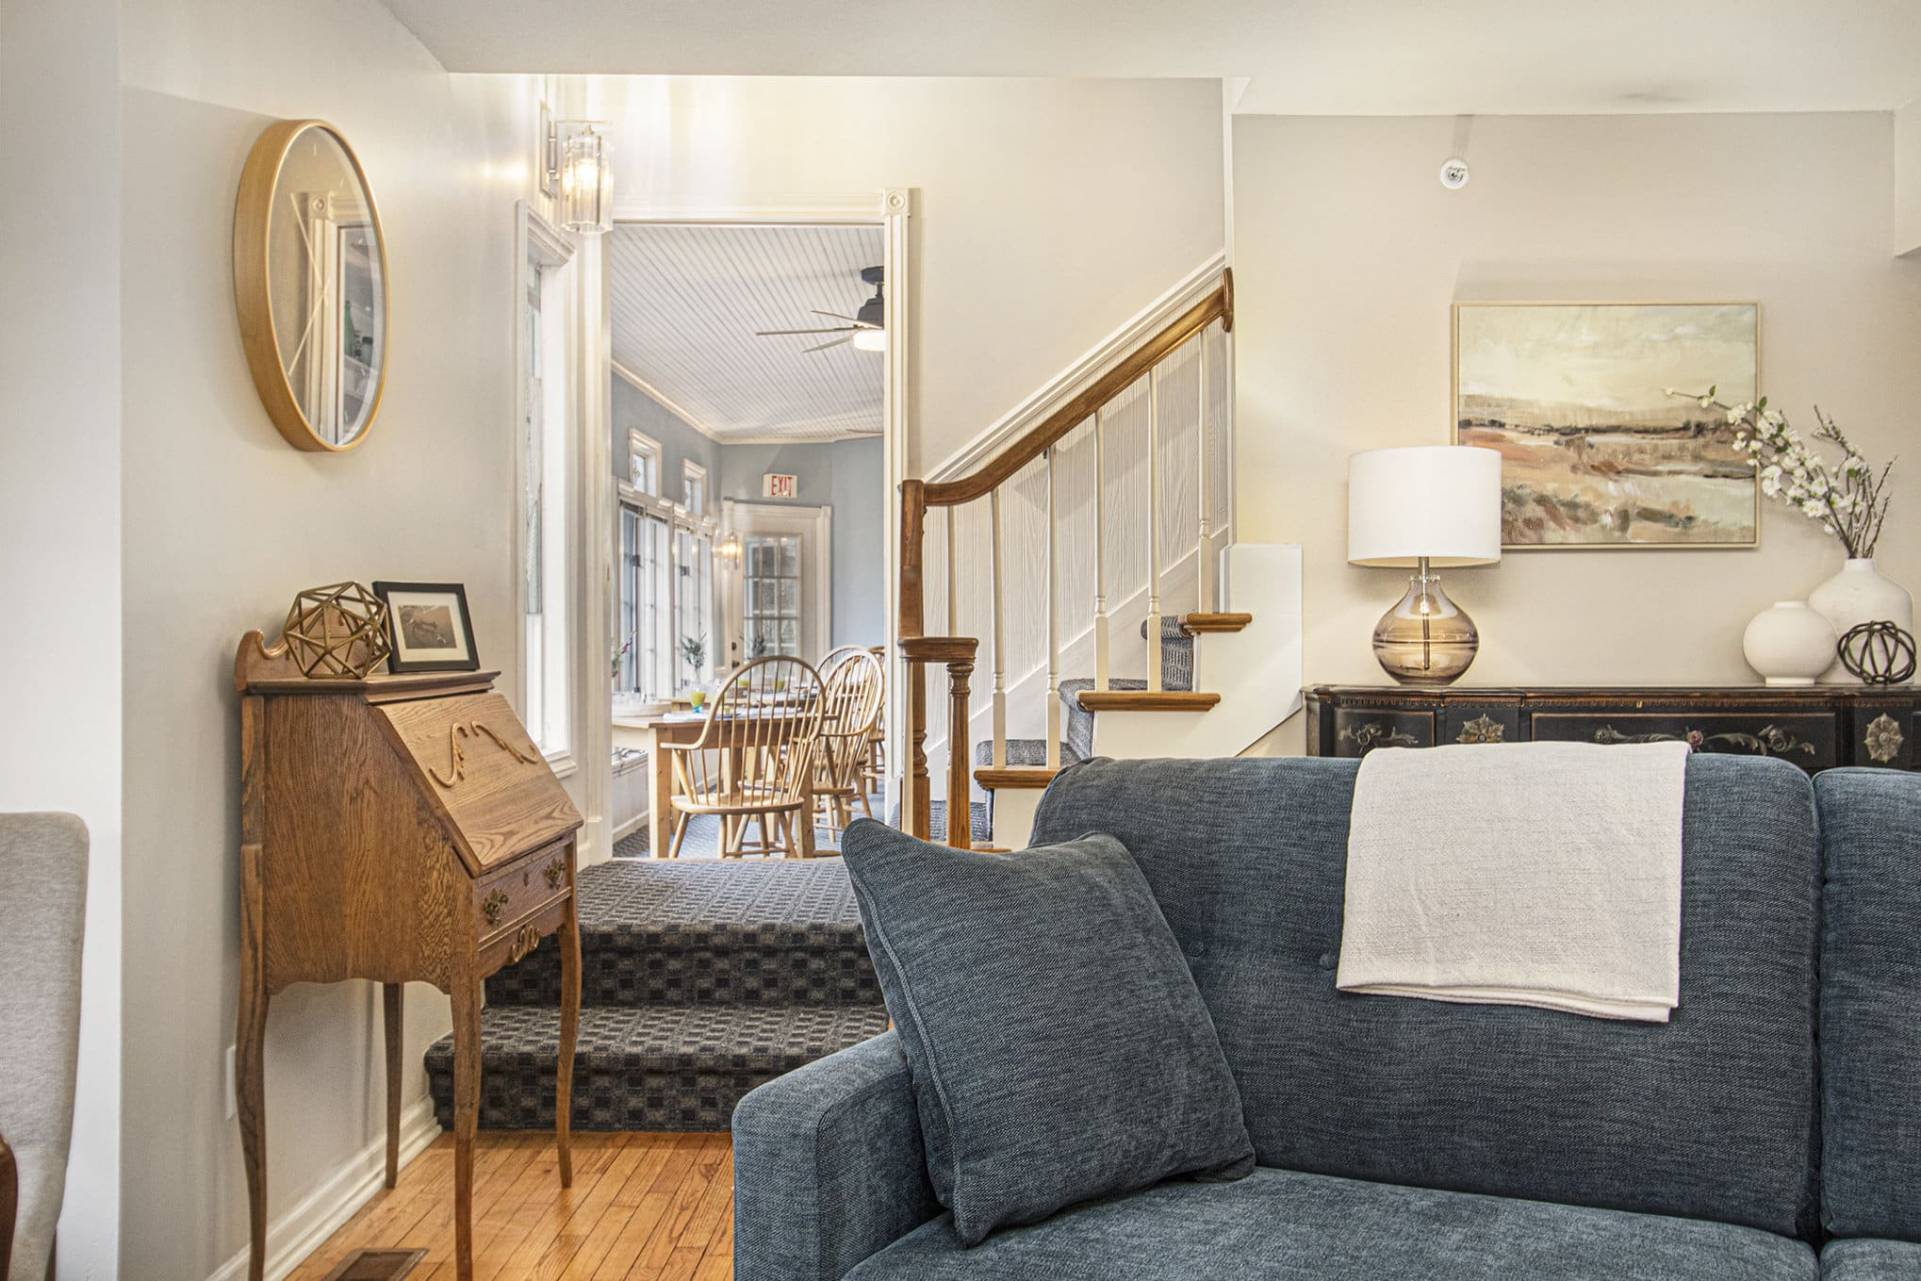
[1335,740,1688,1023]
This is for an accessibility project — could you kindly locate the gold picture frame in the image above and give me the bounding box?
[1452,301,1761,550]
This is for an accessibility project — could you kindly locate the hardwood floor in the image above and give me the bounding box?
[291,1132,733,1281]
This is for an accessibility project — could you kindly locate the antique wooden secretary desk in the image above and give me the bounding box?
[234,630,583,1281]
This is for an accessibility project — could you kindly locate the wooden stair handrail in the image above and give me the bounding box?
[894,270,1233,842]
[923,272,1232,509]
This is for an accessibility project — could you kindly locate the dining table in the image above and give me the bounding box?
[611,705,820,858]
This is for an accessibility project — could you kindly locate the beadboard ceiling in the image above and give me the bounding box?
[609,223,884,443]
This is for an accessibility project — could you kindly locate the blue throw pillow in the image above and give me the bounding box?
[840,819,1254,1245]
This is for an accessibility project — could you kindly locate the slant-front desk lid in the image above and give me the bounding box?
[237,629,582,875]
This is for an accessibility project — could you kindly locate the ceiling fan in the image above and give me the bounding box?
[756,265,885,353]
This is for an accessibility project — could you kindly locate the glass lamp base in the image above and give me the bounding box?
[1372,571,1479,687]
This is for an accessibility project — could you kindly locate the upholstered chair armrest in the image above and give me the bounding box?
[732,1031,939,1281]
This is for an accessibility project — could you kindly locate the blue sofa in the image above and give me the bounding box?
[733,756,1921,1280]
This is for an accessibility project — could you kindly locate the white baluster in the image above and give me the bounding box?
[1094,408,1110,692]
[990,487,1006,769]
[946,505,958,634]
[1197,331,1213,615]
[1046,448,1061,770]
[1147,367,1164,692]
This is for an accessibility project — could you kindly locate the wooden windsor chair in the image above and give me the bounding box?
[860,645,887,797]
[661,656,826,858]
[811,648,886,841]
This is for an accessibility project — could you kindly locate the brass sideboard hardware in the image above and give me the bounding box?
[481,889,510,927]
[508,923,543,964]
[543,858,566,890]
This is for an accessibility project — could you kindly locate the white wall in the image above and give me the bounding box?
[1232,111,1921,751]
[0,0,124,1274]
[1900,98,1921,256]
[582,76,1226,474]
[115,3,536,1276]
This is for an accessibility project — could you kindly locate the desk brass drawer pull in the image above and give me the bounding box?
[543,858,566,890]
[508,923,542,964]
[481,889,510,928]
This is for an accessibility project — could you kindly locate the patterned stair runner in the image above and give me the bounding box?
[425,858,885,1132]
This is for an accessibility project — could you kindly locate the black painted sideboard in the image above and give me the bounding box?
[1305,685,1921,774]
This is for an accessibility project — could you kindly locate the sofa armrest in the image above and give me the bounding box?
[732,1031,940,1281]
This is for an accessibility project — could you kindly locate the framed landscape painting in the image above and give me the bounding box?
[1453,302,1759,549]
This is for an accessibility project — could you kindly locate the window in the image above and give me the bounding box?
[617,505,670,699]
[517,206,575,762]
[672,525,714,689]
[682,460,707,517]
[628,429,660,495]
[743,534,802,658]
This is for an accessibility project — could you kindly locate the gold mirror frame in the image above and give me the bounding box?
[232,119,391,453]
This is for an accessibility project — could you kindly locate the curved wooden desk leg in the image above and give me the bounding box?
[556,888,580,1188]
[238,846,270,1281]
[451,975,482,1281]
[382,983,403,1190]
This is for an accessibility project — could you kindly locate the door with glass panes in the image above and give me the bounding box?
[732,503,827,665]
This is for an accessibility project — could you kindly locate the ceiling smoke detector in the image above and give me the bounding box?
[1439,158,1471,190]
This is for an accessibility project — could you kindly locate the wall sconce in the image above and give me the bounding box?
[545,117,612,234]
[718,531,742,568]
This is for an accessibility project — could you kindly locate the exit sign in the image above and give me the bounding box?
[762,473,797,499]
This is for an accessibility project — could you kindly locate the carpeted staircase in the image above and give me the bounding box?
[425,857,888,1132]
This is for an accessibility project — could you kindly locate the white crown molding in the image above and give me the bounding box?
[927,252,1229,483]
[611,359,726,443]
[609,193,894,225]
[204,1098,441,1281]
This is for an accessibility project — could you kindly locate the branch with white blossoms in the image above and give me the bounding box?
[1666,388,1894,559]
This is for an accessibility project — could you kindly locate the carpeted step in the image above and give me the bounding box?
[424,1004,891,1132]
[486,858,880,1009]
[885,797,992,844]
[973,737,1079,767]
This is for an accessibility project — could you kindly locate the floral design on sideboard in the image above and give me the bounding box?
[1865,713,1905,764]
[1590,723,1817,758]
[1456,714,1506,744]
[1338,722,1420,754]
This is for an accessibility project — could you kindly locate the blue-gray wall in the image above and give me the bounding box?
[613,377,884,650]
[612,376,721,504]
[718,437,884,650]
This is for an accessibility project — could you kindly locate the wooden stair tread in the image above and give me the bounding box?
[1074,690,1222,712]
[1180,611,1253,634]
[974,766,1060,789]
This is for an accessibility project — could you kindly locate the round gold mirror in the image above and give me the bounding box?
[233,120,389,452]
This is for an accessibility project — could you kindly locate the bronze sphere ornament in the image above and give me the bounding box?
[1837,620,1917,686]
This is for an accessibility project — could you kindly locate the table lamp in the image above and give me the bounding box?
[1347,445,1502,686]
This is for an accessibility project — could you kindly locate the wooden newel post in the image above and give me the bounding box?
[944,654,975,849]
[908,659,931,839]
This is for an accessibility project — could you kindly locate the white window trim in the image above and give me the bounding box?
[681,458,709,517]
[627,427,662,496]
[513,201,579,778]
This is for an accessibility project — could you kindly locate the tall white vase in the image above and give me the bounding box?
[1807,557,1914,684]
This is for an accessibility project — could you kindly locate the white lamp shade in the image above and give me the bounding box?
[1348,445,1502,568]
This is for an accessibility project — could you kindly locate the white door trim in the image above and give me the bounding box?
[728,499,834,661]
[606,190,911,817]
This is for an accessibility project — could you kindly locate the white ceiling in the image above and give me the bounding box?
[383,0,1921,116]
[610,223,885,443]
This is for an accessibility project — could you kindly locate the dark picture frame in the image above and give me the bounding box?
[372,580,480,673]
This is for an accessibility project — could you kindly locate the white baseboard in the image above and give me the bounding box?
[204,1097,442,1281]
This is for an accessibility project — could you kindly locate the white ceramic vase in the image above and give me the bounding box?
[1807,558,1914,684]
[1742,602,1838,687]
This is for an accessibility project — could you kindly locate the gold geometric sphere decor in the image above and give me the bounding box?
[283,581,392,679]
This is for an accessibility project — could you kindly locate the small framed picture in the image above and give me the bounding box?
[372,581,479,673]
